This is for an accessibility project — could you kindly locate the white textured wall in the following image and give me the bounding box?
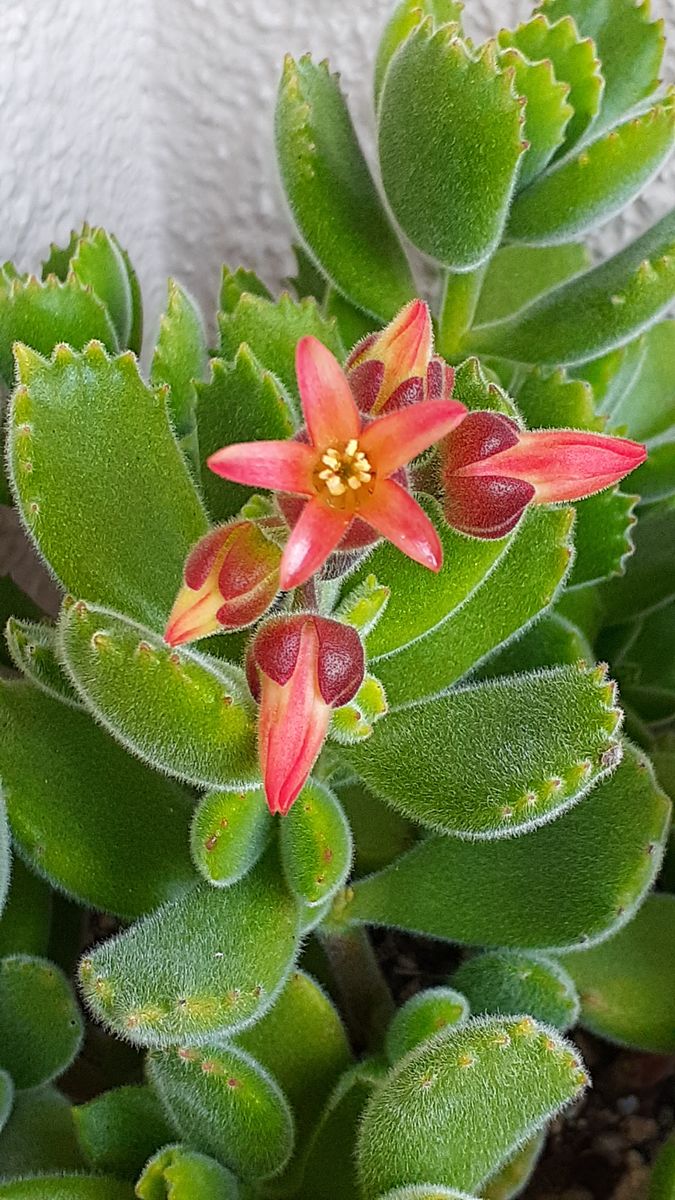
[3,0,674,340]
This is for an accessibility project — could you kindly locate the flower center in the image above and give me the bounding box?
[316,439,374,501]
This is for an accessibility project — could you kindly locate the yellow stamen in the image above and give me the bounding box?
[315,440,375,507]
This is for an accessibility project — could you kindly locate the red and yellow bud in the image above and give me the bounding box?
[165,520,282,647]
[347,299,454,415]
[246,614,365,815]
[440,410,647,539]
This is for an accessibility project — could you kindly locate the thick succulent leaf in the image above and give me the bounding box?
[473,243,589,326]
[0,680,195,919]
[195,348,295,522]
[218,292,343,404]
[376,1191,477,1199]
[451,951,579,1031]
[6,618,82,708]
[568,488,638,588]
[0,1180,133,1199]
[497,14,603,154]
[451,355,520,418]
[0,1085,83,1176]
[0,578,43,667]
[599,504,675,625]
[69,227,133,348]
[73,1085,174,1178]
[113,238,143,356]
[9,343,208,632]
[59,600,257,790]
[378,25,525,270]
[79,849,300,1047]
[385,988,470,1064]
[296,1060,386,1199]
[650,1134,675,1200]
[191,788,271,887]
[467,207,675,366]
[151,279,207,475]
[595,320,675,441]
[0,858,51,958]
[357,1015,588,1197]
[0,955,83,1088]
[276,56,414,321]
[632,439,675,506]
[511,364,600,430]
[499,47,573,190]
[608,601,675,725]
[346,663,622,839]
[562,893,675,1052]
[0,1070,11,1135]
[220,265,272,313]
[136,1144,240,1199]
[482,1133,546,1200]
[148,1043,294,1182]
[325,286,378,351]
[279,781,352,905]
[236,968,351,1185]
[0,272,118,386]
[473,612,592,681]
[335,779,416,877]
[537,0,665,135]
[348,745,670,952]
[373,507,574,705]
[0,798,9,922]
[507,92,675,244]
[374,0,465,106]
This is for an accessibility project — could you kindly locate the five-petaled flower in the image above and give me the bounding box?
[440,410,647,539]
[246,614,365,815]
[208,331,467,589]
[165,519,282,646]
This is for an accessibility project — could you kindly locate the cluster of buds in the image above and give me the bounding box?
[165,299,648,816]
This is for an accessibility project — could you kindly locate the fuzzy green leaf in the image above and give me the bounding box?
[0,578,43,667]
[374,0,464,106]
[609,601,675,725]
[58,600,257,790]
[276,55,414,321]
[296,1060,386,1199]
[451,951,579,1031]
[0,680,195,919]
[6,618,82,708]
[348,746,669,951]
[373,507,574,705]
[79,849,300,1047]
[632,439,675,507]
[136,1144,240,1199]
[599,504,675,625]
[482,1133,546,1200]
[376,1191,477,1199]
[346,664,621,839]
[499,47,573,190]
[280,780,352,905]
[474,244,589,326]
[0,955,83,1088]
[0,1086,83,1177]
[335,780,416,878]
[0,799,9,923]
[568,488,638,588]
[473,613,592,682]
[195,348,295,522]
[325,286,380,351]
[357,1015,587,1197]
[113,239,143,356]
[538,0,665,135]
[378,26,524,269]
[0,859,51,958]
[218,292,343,404]
[467,207,675,366]
[148,1043,294,1183]
[0,1180,133,1199]
[191,788,271,887]
[511,364,599,430]
[9,343,208,631]
[650,1134,675,1200]
[0,272,118,386]
[73,1085,174,1178]
[595,320,675,441]
[497,14,602,154]
[385,988,470,1064]
[236,968,352,1188]
[0,1070,12,1135]
[70,227,133,348]
[220,265,272,313]
[151,280,207,475]
[562,893,675,1052]
[508,92,675,244]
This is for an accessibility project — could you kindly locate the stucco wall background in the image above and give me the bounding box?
[1,0,674,602]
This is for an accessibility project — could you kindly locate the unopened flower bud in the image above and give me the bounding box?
[246,614,365,815]
[165,520,282,646]
[347,298,454,415]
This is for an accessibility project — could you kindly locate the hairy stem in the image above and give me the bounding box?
[438,263,487,361]
[319,923,395,1054]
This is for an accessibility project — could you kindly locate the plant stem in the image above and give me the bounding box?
[319,923,395,1054]
[438,263,487,361]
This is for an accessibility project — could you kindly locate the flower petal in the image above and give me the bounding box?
[280,497,352,590]
[461,429,647,503]
[296,336,361,447]
[361,399,468,477]
[207,440,316,494]
[360,479,443,571]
